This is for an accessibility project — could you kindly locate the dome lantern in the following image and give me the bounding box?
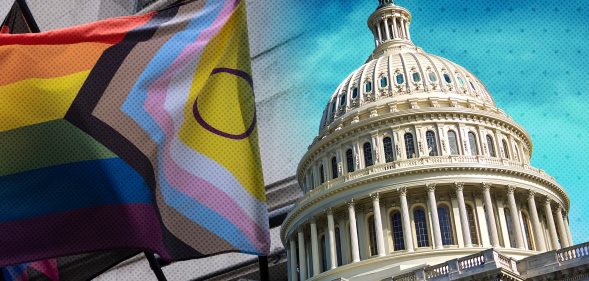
[368,0,413,51]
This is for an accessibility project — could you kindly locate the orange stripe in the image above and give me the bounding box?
[0,42,109,86]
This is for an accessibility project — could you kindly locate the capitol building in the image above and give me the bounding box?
[281,1,589,280]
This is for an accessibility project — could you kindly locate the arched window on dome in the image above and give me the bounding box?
[346,149,355,173]
[443,72,452,84]
[383,136,394,163]
[404,133,416,159]
[334,226,343,266]
[502,139,510,159]
[522,212,535,250]
[339,93,346,107]
[438,205,454,245]
[320,235,327,272]
[468,132,479,155]
[380,76,388,88]
[330,101,337,120]
[363,142,374,167]
[414,207,430,247]
[365,81,372,93]
[486,135,496,157]
[331,156,338,179]
[390,211,405,250]
[448,130,459,155]
[466,204,479,245]
[395,73,405,85]
[456,73,465,87]
[428,70,437,83]
[352,87,359,99]
[368,215,377,256]
[469,80,478,92]
[504,208,517,248]
[513,142,520,162]
[426,131,438,156]
[412,72,421,83]
[319,165,326,184]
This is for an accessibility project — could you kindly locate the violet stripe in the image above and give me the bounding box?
[0,204,170,267]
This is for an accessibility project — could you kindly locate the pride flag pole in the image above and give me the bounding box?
[145,252,168,281]
[258,256,269,281]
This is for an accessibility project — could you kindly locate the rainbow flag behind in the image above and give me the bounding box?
[0,0,269,266]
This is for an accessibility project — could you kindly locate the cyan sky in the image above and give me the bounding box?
[269,0,589,243]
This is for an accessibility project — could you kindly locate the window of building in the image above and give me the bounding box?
[469,80,477,91]
[513,143,520,161]
[502,139,510,159]
[466,204,479,245]
[428,71,437,82]
[504,208,516,248]
[339,94,346,106]
[346,149,355,173]
[331,156,338,179]
[426,131,438,156]
[319,165,325,184]
[404,133,416,159]
[335,227,343,266]
[414,208,430,247]
[352,87,359,99]
[457,74,465,87]
[443,73,452,84]
[330,101,337,119]
[448,130,459,155]
[365,81,372,92]
[368,215,377,256]
[380,76,388,88]
[412,72,421,83]
[486,135,496,157]
[383,137,394,163]
[391,211,405,250]
[522,212,535,250]
[468,132,479,155]
[363,142,374,167]
[438,205,454,245]
[396,73,405,85]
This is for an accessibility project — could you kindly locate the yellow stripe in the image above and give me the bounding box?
[178,3,266,201]
[0,71,90,132]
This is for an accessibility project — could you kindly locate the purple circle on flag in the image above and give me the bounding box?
[192,68,256,140]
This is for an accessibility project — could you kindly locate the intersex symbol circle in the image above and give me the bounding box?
[192,68,256,140]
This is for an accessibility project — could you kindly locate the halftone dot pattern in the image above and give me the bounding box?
[3,0,588,279]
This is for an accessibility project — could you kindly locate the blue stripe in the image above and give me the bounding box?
[0,158,153,223]
[2,263,28,281]
[157,155,257,253]
[122,0,226,141]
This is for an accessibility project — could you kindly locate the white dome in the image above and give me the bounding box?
[320,47,495,130]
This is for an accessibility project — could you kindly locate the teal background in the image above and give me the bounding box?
[272,0,589,243]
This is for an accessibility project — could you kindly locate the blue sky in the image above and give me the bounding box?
[273,0,589,243]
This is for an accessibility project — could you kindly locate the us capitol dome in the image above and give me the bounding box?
[280,1,586,280]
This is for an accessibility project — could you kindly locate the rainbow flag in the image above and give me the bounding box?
[0,0,269,267]
[2,259,58,281]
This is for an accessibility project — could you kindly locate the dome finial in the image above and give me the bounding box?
[378,0,395,9]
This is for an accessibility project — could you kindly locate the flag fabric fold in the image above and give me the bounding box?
[0,0,269,267]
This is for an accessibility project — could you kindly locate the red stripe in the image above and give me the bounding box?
[0,204,169,267]
[0,12,155,46]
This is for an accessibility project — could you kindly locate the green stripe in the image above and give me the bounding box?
[0,120,116,176]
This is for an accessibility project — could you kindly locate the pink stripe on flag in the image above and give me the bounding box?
[29,259,58,281]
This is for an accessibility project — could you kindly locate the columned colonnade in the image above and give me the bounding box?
[286,183,572,281]
[371,11,411,47]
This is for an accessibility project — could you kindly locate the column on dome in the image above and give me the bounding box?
[544,199,560,249]
[426,183,444,249]
[555,206,570,248]
[401,18,408,39]
[455,182,473,247]
[398,187,415,252]
[391,15,398,39]
[527,191,546,251]
[373,24,379,47]
[371,134,381,165]
[405,18,411,40]
[312,164,320,188]
[371,193,386,256]
[496,199,511,248]
[348,201,361,262]
[353,142,361,171]
[310,219,320,276]
[337,216,350,265]
[383,17,391,40]
[355,207,368,259]
[507,186,525,249]
[297,229,307,281]
[322,158,329,182]
[335,148,343,177]
[449,193,465,247]
[474,193,491,247]
[326,209,337,270]
[482,183,500,247]
[564,215,573,245]
[289,237,298,281]
[376,20,383,43]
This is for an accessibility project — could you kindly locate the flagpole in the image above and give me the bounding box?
[145,252,168,281]
[258,256,269,281]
